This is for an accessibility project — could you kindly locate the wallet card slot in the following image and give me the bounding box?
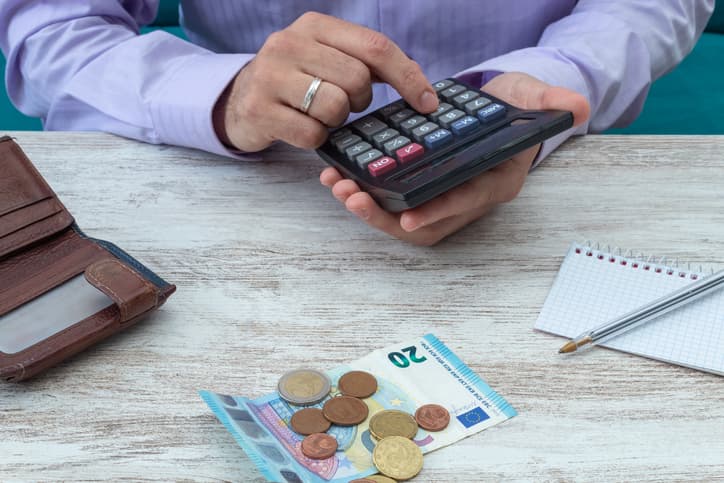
[0,197,62,238]
[0,137,55,217]
[0,229,108,316]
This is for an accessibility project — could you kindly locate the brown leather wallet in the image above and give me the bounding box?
[0,136,175,381]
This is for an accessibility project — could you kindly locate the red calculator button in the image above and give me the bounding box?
[367,156,397,177]
[396,143,424,164]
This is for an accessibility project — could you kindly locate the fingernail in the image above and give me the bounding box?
[350,208,369,220]
[419,90,438,113]
[401,217,421,232]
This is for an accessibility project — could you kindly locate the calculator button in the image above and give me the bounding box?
[438,109,465,129]
[389,109,415,128]
[383,136,411,156]
[429,103,453,122]
[432,79,455,92]
[352,116,387,139]
[464,97,492,115]
[335,134,362,152]
[395,143,425,164]
[372,128,399,149]
[477,103,506,123]
[452,90,480,108]
[345,141,372,160]
[377,101,406,119]
[411,122,439,142]
[423,129,453,150]
[355,149,383,168]
[440,85,466,101]
[450,116,480,136]
[330,128,352,143]
[367,156,397,177]
[399,115,427,135]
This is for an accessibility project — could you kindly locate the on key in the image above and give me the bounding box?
[396,143,425,164]
[367,156,397,177]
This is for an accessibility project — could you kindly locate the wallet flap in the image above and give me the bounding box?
[0,136,74,259]
[84,259,161,322]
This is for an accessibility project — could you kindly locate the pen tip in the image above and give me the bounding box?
[559,341,578,354]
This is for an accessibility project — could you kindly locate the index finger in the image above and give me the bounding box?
[293,12,439,113]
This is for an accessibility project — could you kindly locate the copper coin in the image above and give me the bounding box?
[338,370,378,398]
[300,433,338,460]
[414,404,450,431]
[322,396,369,426]
[290,408,331,435]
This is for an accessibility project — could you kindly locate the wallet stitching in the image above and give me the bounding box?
[87,260,159,321]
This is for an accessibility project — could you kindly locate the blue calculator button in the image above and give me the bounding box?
[424,129,453,150]
[451,116,480,136]
[477,103,506,123]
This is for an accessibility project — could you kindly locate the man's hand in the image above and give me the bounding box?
[320,72,590,246]
[213,12,438,152]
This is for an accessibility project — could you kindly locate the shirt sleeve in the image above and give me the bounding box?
[0,0,256,158]
[456,0,715,166]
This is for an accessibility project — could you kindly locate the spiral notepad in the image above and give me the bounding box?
[535,242,724,375]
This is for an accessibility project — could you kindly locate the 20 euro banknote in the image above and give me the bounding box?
[200,334,516,482]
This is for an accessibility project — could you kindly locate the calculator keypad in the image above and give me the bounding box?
[327,79,509,178]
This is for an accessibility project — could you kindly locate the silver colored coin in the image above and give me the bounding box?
[277,369,331,406]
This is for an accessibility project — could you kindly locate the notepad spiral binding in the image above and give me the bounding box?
[573,241,712,281]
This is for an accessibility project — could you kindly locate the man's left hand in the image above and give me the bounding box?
[320,72,590,246]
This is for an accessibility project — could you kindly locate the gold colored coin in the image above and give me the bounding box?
[369,410,418,440]
[372,436,423,481]
[277,369,331,406]
[366,475,398,483]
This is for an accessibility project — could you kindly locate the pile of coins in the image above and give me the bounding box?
[278,368,451,482]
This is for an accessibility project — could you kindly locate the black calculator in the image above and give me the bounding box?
[316,78,573,212]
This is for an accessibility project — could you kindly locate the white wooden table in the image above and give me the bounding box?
[2,132,723,482]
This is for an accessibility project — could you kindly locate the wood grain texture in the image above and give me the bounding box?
[1,132,724,482]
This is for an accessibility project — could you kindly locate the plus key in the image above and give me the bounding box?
[396,143,425,164]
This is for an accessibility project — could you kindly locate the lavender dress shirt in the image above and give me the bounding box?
[0,1,714,162]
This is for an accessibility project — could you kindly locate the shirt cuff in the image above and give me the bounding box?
[149,52,259,159]
[455,48,591,168]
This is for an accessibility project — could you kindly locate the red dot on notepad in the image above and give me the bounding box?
[633,263,639,268]
[586,252,592,256]
[667,270,674,275]
[575,248,581,254]
[597,254,604,260]
[655,268,662,273]
[621,260,627,266]
[692,275,698,280]
[609,257,616,263]
[644,265,650,270]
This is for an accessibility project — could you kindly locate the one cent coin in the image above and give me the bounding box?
[290,408,331,435]
[414,404,451,432]
[322,396,369,426]
[369,410,418,440]
[338,370,378,398]
[366,476,398,483]
[300,433,338,460]
[277,369,331,406]
[372,436,423,480]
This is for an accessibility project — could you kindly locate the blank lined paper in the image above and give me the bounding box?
[535,243,724,375]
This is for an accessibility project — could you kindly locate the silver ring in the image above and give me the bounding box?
[300,77,323,114]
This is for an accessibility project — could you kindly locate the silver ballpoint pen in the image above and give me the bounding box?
[559,269,724,354]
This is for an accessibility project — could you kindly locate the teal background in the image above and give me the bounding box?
[1,1,722,134]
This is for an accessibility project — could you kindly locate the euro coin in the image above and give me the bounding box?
[277,369,331,406]
[349,479,379,483]
[290,408,331,435]
[366,476,397,483]
[369,410,418,440]
[322,395,369,426]
[338,370,378,398]
[372,436,423,480]
[300,433,338,460]
[414,404,450,432]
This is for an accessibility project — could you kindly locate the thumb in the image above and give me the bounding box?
[482,72,590,127]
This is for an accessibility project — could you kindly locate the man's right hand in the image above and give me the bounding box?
[213,12,439,152]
